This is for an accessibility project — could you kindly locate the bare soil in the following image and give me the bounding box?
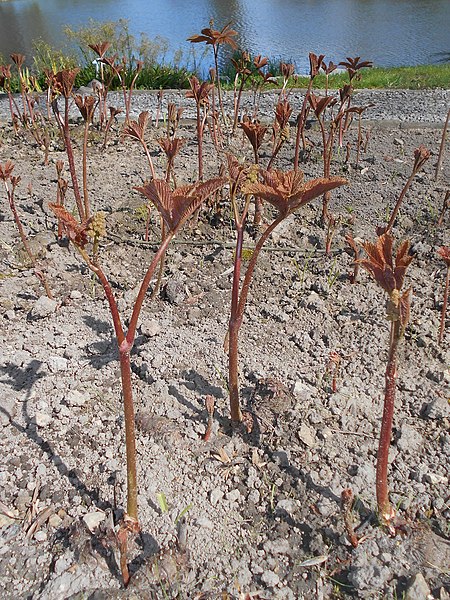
[0,89,449,599]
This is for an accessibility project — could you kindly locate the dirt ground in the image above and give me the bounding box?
[0,88,449,599]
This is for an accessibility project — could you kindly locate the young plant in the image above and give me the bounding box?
[381,145,431,234]
[231,52,268,133]
[122,111,156,179]
[293,52,324,171]
[0,64,21,132]
[227,165,347,422]
[267,98,293,171]
[359,233,414,532]
[51,68,85,221]
[74,94,96,219]
[49,175,225,582]
[0,161,53,299]
[238,118,268,225]
[186,76,213,181]
[187,20,238,123]
[437,246,450,345]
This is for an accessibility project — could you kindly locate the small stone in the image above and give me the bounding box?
[423,472,448,485]
[47,355,68,372]
[263,538,291,555]
[261,570,280,587]
[48,514,63,528]
[293,381,313,400]
[297,423,316,448]
[69,290,82,299]
[226,489,241,503]
[424,397,450,420]
[140,318,161,338]
[33,411,52,427]
[34,530,47,542]
[405,573,430,600]
[28,296,57,320]
[5,310,15,320]
[210,488,223,506]
[0,390,16,426]
[65,389,87,407]
[164,277,186,305]
[393,138,404,147]
[396,423,423,453]
[195,516,214,530]
[82,511,106,532]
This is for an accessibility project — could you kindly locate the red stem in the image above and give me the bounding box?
[228,215,283,422]
[294,79,313,172]
[376,320,400,527]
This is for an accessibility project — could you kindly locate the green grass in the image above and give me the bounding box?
[287,63,450,90]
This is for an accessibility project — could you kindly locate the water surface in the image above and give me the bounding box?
[0,0,448,71]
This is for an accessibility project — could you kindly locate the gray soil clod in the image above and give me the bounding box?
[0,88,449,599]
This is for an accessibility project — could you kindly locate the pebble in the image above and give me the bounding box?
[140,318,161,337]
[424,396,450,419]
[47,355,69,372]
[210,488,223,506]
[34,530,47,542]
[28,296,57,320]
[82,511,106,531]
[261,569,280,587]
[297,423,316,448]
[396,423,423,453]
[405,573,431,600]
[65,389,88,407]
[33,411,52,427]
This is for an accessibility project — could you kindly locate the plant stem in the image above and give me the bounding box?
[435,108,449,182]
[228,215,283,422]
[294,79,313,172]
[82,120,90,219]
[385,168,420,234]
[3,180,53,298]
[438,264,449,345]
[52,98,85,221]
[376,319,400,529]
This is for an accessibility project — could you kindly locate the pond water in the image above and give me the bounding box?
[0,0,449,72]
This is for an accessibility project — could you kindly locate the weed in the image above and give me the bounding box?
[359,233,414,532]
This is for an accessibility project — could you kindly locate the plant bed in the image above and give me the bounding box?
[0,88,449,599]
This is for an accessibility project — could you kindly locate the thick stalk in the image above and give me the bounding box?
[438,265,449,345]
[82,120,90,219]
[228,222,245,422]
[376,320,400,528]
[53,98,85,221]
[126,232,175,344]
[119,348,138,519]
[228,216,283,421]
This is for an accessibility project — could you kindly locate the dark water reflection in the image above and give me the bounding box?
[0,0,449,71]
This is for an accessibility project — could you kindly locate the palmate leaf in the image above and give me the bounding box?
[244,169,347,217]
[360,233,414,297]
[135,177,226,232]
[49,203,89,248]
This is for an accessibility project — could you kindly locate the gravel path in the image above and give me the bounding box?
[1,87,449,126]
